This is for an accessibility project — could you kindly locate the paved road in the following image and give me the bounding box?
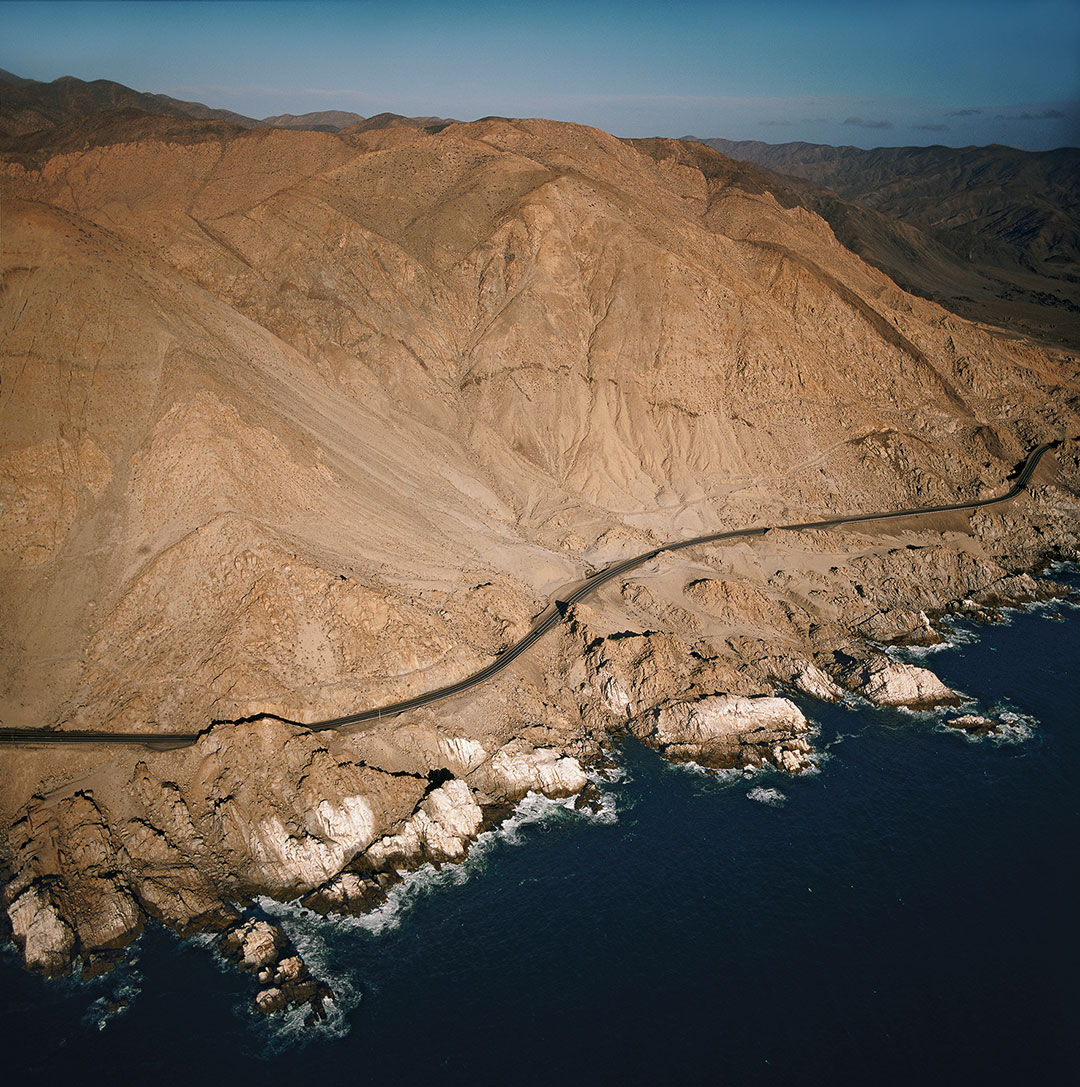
[0,440,1060,749]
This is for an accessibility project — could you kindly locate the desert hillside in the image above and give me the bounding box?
[3,110,1076,736]
[2,107,1078,1002]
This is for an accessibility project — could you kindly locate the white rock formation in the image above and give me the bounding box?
[365,778,485,866]
[437,734,489,774]
[635,694,815,772]
[234,919,282,969]
[488,742,588,799]
[791,661,845,701]
[248,792,378,889]
[859,661,957,707]
[651,695,809,747]
[6,885,76,975]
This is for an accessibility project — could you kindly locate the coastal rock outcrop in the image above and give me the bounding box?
[944,713,1022,738]
[2,792,145,977]
[483,741,588,800]
[4,884,76,976]
[633,694,815,772]
[856,660,958,708]
[364,778,485,867]
[946,714,999,735]
[220,917,332,1020]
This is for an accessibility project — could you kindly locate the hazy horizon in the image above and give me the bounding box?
[3,0,1079,150]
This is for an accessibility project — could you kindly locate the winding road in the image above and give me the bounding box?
[0,440,1060,749]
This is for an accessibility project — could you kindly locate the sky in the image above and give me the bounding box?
[3,0,1079,149]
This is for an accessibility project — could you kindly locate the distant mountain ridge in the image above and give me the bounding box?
[686,136,1080,346]
[690,137,1078,269]
[259,109,367,131]
[0,69,455,138]
[0,68,258,135]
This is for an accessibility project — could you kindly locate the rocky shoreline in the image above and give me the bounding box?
[3,468,1078,1021]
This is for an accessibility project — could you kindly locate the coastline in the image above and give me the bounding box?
[3,580,1077,1079]
[2,457,1078,1018]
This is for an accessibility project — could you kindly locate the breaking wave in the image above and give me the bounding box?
[328,791,592,938]
[887,618,980,659]
[665,759,748,786]
[249,779,618,1047]
[747,786,787,807]
[79,956,143,1033]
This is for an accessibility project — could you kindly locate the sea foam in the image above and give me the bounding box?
[250,781,616,1046]
[747,786,787,807]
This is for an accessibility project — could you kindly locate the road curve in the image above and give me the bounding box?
[0,440,1060,749]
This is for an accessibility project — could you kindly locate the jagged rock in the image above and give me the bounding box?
[583,627,767,727]
[858,608,940,646]
[188,721,427,893]
[635,694,814,772]
[485,741,587,800]
[685,577,809,636]
[222,919,285,970]
[255,987,288,1014]
[790,661,845,701]
[301,869,401,915]
[859,660,958,708]
[364,778,485,867]
[276,955,303,983]
[2,792,145,975]
[4,884,76,976]
[220,916,332,1017]
[762,656,845,701]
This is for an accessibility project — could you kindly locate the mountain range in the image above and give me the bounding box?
[691,136,1080,347]
[3,69,1075,347]
[0,68,452,137]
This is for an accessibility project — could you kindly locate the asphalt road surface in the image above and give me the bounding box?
[0,440,1060,749]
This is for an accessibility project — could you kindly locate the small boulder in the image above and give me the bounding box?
[255,987,287,1014]
[945,714,1000,736]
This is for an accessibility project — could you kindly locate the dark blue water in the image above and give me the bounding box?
[4,581,1078,1085]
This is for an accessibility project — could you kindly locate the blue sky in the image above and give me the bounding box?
[3,0,1078,148]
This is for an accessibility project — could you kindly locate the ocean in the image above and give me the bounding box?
[3,571,1078,1085]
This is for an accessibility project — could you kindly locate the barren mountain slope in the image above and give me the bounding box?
[692,136,1080,347]
[2,114,1079,999]
[3,115,1075,732]
[0,70,258,137]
